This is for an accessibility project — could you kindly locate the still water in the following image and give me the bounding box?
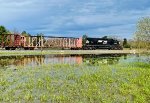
[0,54,149,68]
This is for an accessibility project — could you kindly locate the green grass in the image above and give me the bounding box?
[0,49,144,56]
[0,62,150,103]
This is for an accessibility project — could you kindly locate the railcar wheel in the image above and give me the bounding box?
[5,47,10,50]
[24,47,29,50]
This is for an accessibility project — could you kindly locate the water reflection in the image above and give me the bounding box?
[82,54,123,65]
[0,54,130,68]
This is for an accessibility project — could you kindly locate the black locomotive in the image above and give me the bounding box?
[82,37,123,50]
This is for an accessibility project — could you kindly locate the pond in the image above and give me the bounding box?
[1,53,150,102]
[0,54,150,68]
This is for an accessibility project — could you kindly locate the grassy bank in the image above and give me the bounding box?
[0,62,150,103]
[0,49,144,56]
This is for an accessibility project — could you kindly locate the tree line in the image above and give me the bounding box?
[0,26,44,37]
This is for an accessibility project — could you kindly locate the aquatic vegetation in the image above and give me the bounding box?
[0,61,150,103]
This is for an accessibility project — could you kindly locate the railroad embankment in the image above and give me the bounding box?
[0,49,149,56]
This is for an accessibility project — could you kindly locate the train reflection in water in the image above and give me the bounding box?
[0,54,127,67]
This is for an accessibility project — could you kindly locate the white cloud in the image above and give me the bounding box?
[0,0,150,38]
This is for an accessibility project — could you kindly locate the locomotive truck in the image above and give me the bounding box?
[0,34,123,50]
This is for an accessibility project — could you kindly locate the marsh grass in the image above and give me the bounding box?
[0,62,150,103]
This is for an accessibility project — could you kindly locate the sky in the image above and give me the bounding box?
[0,0,150,39]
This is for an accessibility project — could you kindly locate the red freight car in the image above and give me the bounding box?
[0,34,82,50]
[1,34,21,50]
[0,34,35,50]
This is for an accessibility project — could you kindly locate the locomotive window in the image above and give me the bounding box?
[98,40,103,43]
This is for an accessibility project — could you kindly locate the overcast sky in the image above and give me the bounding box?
[0,0,150,38]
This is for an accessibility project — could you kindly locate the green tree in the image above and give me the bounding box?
[21,31,31,36]
[0,26,9,47]
[134,17,150,49]
[0,26,7,35]
[82,34,88,45]
[123,38,130,48]
[21,31,27,35]
[102,36,108,39]
[123,38,127,47]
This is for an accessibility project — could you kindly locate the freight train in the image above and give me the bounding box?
[0,34,123,50]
